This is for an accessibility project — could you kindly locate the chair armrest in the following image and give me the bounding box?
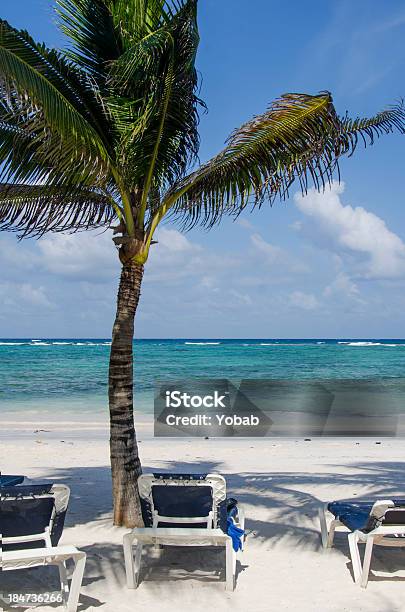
[2,545,86,568]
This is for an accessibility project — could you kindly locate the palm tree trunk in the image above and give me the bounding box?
[109,261,144,527]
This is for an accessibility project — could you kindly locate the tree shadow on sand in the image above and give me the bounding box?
[4,459,405,610]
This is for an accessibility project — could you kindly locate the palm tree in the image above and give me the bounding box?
[0,0,404,527]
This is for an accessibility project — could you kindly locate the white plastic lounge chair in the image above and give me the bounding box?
[1,484,86,611]
[123,472,245,591]
[319,498,405,588]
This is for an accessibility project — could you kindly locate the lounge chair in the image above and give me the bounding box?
[319,498,405,587]
[1,484,86,611]
[123,473,245,591]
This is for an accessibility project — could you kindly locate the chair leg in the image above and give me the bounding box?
[58,561,69,606]
[225,538,235,591]
[319,506,329,548]
[327,519,340,548]
[123,533,137,589]
[348,532,362,584]
[360,537,374,589]
[133,543,143,588]
[67,553,86,612]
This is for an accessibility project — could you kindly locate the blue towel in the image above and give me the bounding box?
[227,517,244,552]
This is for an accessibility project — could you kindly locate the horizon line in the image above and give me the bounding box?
[2,337,405,341]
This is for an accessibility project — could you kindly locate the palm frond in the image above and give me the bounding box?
[1,3,403,253]
[108,0,182,48]
[106,0,203,201]
[55,0,183,79]
[159,93,405,231]
[0,20,111,180]
[0,183,117,237]
[335,108,405,155]
[56,0,121,88]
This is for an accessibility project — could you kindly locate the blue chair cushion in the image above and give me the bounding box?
[328,501,374,519]
[0,484,64,550]
[328,501,374,532]
[338,510,371,532]
[0,475,24,487]
[140,474,241,533]
[328,499,405,533]
[151,484,213,528]
[140,475,210,528]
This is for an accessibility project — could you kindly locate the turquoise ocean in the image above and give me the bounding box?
[1,338,405,421]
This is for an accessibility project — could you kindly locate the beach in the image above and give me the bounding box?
[3,340,405,610]
[1,0,405,609]
[2,421,405,612]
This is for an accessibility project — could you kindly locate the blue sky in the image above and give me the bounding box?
[1,0,405,338]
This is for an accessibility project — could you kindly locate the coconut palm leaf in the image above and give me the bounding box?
[152,93,405,234]
[107,0,178,48]
[0,99,108,188]
[56,0,121,87]
[55,0,182,82]
[0,183,117,237]
[0,2,404,249]
[0,19,111,183]
[106,0,203,206]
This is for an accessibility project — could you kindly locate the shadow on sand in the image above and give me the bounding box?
[3,459,405,610]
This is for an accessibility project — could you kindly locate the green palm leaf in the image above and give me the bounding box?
[56,0,120,86]
[106,0,203,199]
[0,2,403,256]
[155,93,405,233]
[0,19,111,181]
[0,183,117,237]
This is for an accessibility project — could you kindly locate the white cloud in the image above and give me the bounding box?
[0,281,54,309]
[156,228,199,252]
[0,282,17,308]
[288,290,319,310]
[4,186,405,337]
[146,229,207,285]
[250,233,284,262]
[250,232,310,275]
[19,283,54,308]
[199,276,218,290]
[237,217,256,231]
[37,231,119,281]
[229,289,253,305]
[323,272,360,299]
[369,11,405,35]
[294,182,405,279]
[0,240,40,273]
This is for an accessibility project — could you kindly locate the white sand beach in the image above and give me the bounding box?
[2,422,405,612]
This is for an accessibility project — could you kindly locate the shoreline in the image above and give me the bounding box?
[2,418,405,443]
[3,409,405,440]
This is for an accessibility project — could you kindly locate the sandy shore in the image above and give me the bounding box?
[2,423,405,611]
